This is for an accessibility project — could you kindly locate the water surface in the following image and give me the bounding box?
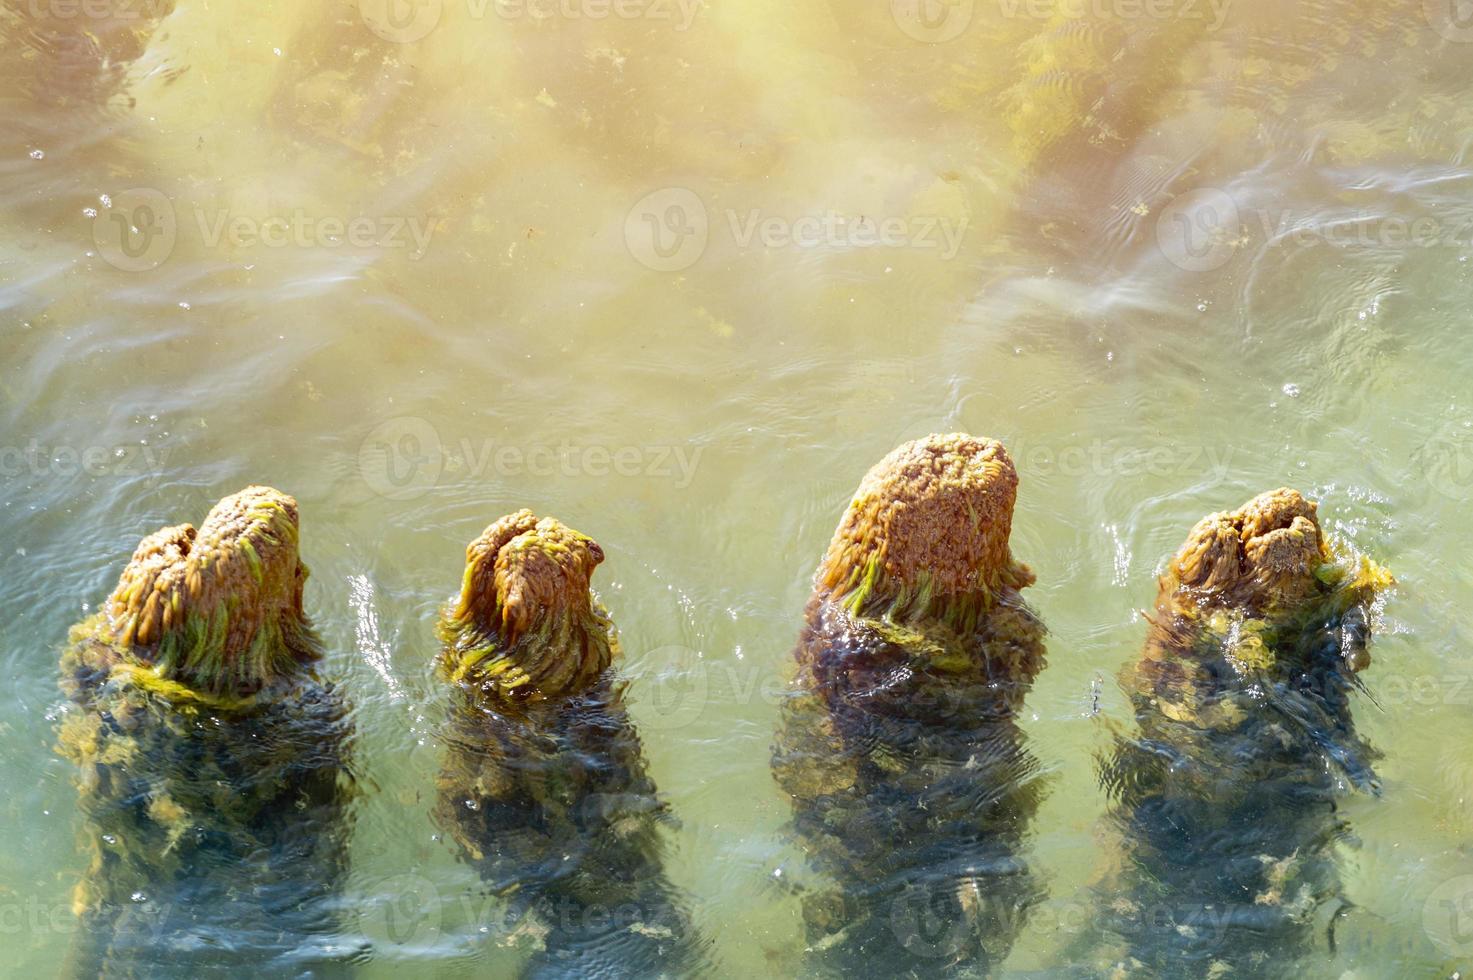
[3,0,1473,975]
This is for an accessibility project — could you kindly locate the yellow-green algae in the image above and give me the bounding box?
[1126,487,1393,729]
[437,509,617,700]
[999,10,1211,163]
[432,511,705,974]
[56,487,353,976]
[64,487,322,701]
[772,434,1049,973]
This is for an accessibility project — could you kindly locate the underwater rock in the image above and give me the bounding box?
[0,0,176,118]
[772,434,1049,976]
[263,3,442,177]
[56,486,356,978]
[495,7,783,181]
[433,510,706,978]
[1090,488,1393,978]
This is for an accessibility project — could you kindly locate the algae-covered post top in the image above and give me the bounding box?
[438,508,617,701]
[82,485,321,698]
[1145,486,1392,679]
[1162,487,1328,620]
[1123,485,1393,746]
[815,433,1036,631]
[790,433,1050,716]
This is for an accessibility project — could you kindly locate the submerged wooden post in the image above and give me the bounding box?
[772,434,1050,974]
[57,487,355,977]
[1092,488,1392,976]
[432,510,707,977]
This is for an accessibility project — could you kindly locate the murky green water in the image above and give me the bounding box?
[3,0,1473,975]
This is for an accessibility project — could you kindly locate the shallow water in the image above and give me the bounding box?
[3,0,1473,975]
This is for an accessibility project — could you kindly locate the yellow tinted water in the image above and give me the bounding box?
[3,0,1473,975]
